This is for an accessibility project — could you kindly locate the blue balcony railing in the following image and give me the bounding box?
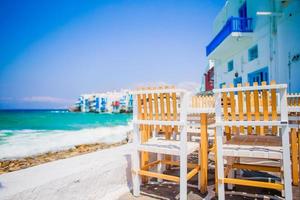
[206,17,253,56]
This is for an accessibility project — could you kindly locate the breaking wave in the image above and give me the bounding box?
[0,124,132,160]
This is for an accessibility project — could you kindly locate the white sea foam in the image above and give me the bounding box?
[0,124,132,160]
[50,110,69,113]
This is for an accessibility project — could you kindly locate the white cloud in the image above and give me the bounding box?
[176,81,200,92]
[21,96,73,104]
[131,81,170,89]
[130,81,200,92]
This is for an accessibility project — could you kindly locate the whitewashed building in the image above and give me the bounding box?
[206,0,300,92]
[77,90,133,113]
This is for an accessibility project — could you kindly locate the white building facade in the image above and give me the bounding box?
[207,0,300,92]
[77,90,133,113]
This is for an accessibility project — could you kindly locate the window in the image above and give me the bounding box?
[247,67,268,86]
[227,60,234,72]
[248,45,258,61]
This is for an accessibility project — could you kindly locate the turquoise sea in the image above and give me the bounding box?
[0,110,132,160]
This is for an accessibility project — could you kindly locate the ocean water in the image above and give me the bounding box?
[0,110,132,160]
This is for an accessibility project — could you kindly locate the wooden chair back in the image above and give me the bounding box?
[215,81,288,137]
[132,86,184,182]
[288,93,300,107]
[288,93,300,128]
[191,95,215,110]
[133,86,184,139]
[188,94,215,132]
[288,93,300,185]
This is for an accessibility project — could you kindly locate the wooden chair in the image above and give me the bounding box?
[188,94,215,194]
[214,82,292,199]
[288,93,300,186]
[131,86,200,200]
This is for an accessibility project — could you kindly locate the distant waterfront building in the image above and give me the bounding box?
[205,0,300,92]
[78,95,91,112]
[74,90,133,113]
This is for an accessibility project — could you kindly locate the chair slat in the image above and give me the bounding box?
[159,87,166,133]
[153,92,159,131]
[229,84,237,134]
[148,90,154,133]
[253,82,261,135]
[237,83,244,134]
[142,93,150,140]
[159,87,165,121]
[262,82,269,135]
[137,94,142,120]
[148,92,153,120]
[222,85,231,140]
[165,87,172,139]
[192,96,196,108]
[172,90,178,133]
[270,80,278,135]
[137,93,147,144]
[137,92,145,144]
[245,82,253,134]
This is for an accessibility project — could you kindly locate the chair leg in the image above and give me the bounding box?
[198,150,201,191]
[236,157,242,177]
[282,126,293,199]
[172,132,178,162]
[180,127,188,200]
[200,113,208,194]
[298,129,300,185]
[216,126,225,200]
[227,157,234,190]
[291,128,299,185]
[188,133,192,141]
[172,132,177,140]
[298,129,300,186]
[165,129,171,170]
[157,153,163,183]
[214,150,218,195]
[214,129,218,195]
[180,154,187,200]
[141,151,149,183]
[132,123,141,196]
[132,149,141,196]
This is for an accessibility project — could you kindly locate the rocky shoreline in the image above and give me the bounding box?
[0,140,128,175]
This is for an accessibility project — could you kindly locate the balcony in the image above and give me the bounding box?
[206,17,253,56]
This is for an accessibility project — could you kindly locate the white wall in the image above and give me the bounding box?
[213,0,246,36]
[212,0,300,92]
[247,0,271,31]
[212,0,272,88]
[277,0,300,92]
[214,29,271,88]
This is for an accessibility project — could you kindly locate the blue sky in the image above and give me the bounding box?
[0,0,224,109]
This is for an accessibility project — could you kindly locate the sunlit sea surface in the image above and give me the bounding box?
[0,110,132,159]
